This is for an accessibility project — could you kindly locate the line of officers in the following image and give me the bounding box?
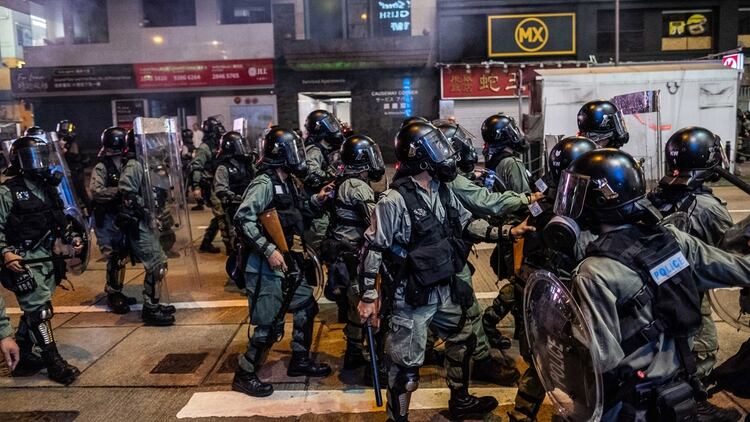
[0,101,747,422]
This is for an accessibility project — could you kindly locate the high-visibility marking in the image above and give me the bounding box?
[176,387,516,418]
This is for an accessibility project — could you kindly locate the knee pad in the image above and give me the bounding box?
[390,365,420,418]
[26,303,55,346]
[144,263,168,302]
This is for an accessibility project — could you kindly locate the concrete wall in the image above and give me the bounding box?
[22,0,274,67]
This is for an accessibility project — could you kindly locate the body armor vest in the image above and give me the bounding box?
[263,169,304,245]
[92,157,121,214]
[225,158,255,196]
[331,174,370,230]
[4,176,66,248]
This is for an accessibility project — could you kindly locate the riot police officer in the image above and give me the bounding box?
[190,116,225,253]
[90,127,136,314]
[358,121,499,421]
[323,134,384,380]
[547,148,750,421]
[117,130,175,326]
[481,113,532,194]
[0,296,20,371]
[576,99,630,148]
[213,131,256,255]
[56,120,90,213]
[0,136,85,384]
[647,127,739,420]
[232,126,332,398]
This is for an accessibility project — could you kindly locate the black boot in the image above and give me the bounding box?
[471,356,520,386]
[199,241,221,253]
[42,346,80,385]
[343,342,367,370]
[11,320,46,377]
[696,400,741,422]
[232,368,274,397]
[158,303,176,315]
[287,351,332,377]
[141,302,175,326]
[448,387,499,420]
[107,292,131,314]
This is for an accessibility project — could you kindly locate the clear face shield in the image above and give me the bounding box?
[320,115,342,134]
[284,133,307,166]
[18,142,52,171]
[419,129,456,164]
[364,142,385,181]
[553,170,591,220]
[713,135,729,170]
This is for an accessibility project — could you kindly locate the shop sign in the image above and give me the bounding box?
[661,10,712,51]
[722,53,744,70]
[133,59,274,89]
[11,64,136,94]
[112,99,147,130]
[440,67,530,99]
[488,13,576,57]
[371,87,418,116]
[374,0,411,37]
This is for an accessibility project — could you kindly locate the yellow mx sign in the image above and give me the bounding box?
[488,13,576,57]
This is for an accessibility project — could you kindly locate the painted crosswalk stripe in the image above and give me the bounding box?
[176,387,517,418]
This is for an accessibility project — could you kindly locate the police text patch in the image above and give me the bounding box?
[534,178,548,193]
[528,201,543,217]
[649,251,689,285]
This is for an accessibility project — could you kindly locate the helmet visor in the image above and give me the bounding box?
[714,135,729,170]
[18,143,51,170]
[284,134,307,166]
[553,170,590,219]
[320,115,342,133]
[420,129,456,164]
[365,143,385,173]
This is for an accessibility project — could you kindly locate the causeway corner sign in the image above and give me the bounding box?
[488,13,576,58]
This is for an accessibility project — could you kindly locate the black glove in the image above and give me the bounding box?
[1,267,37,294]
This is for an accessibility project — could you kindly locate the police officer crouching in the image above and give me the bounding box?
[358,121,499,421]
[232,126,332,398]
[90,127,136,314]
[213,131,256,256]
[0,136,84,384]
[546,148,750,421]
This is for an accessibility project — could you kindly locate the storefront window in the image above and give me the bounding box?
[72,0,108,44]
[596,9,644,54]
[142,0,196,27]
[219,0,272,24]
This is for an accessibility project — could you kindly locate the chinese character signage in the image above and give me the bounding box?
[374,0,411,37]
[440,67,530,99]
[134,59,274,89]
[488,13,576,58]
[11,65,136,94]
[661,11,712,51]
[112,99,147,130]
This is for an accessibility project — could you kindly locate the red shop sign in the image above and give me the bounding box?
[134,59,274,89]
[441,67,530,99]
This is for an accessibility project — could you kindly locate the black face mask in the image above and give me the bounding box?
[369,167,385,183]
[433,158,458,183]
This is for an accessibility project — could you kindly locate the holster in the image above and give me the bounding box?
[652,380,697,422]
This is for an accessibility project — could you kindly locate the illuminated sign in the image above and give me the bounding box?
[375,0,411,36]
[661,10,713,51]
[488,13,576,57]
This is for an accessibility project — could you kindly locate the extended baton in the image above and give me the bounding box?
[365,319,383,407]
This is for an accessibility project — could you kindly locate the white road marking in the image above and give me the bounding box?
[176,387,516,418]
[728,209,750,213]
[6,293,500,315]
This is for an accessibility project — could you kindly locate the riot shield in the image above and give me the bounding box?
[524,271,603,422]
[134,117,200,294]
[233,117,247,138]
[48,132,90,275]
[0,123,18,173]
[709,288,750,333]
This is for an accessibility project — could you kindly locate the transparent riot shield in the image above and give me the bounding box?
[47,132,90,275]
[524,271,604,422]
[134,117,200,296]
[233,117,247,138]
[709,288,750,333]
[0,123,18,174]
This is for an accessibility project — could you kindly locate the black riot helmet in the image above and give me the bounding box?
[660,126,727,189]
[481,113,527,156]
[201,116,226,140]
[10,136,51,173]
[395,121,458,182]
[100,126,128,157]
[216,131,250,161]
[435,120,479,173]
[340,134,385,182]
[123,129,137,158]
[182,128,193,142]
[261,126,307,176]
[304,109,344,147]
[400,116,429,129]
[547,136,598,188]
[555,149,647,225]
[577,100,629,148]
[24,126,46,139]
[56,120,76,139]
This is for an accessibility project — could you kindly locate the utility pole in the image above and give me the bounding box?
[615,0,620,65]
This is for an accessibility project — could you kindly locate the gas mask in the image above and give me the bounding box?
[432,157,458,183]
[543,215,582,256]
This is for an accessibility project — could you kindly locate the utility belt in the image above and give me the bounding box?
[607,374,697,422]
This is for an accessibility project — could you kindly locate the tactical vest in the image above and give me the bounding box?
[331,175,371,230]
[586,224,702,383]
[4,176,66,249]
[263,169,304,245]
[92,157,121,213]
[391,177,465,289]
[486,151,531,192]
[225,158,255,196]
